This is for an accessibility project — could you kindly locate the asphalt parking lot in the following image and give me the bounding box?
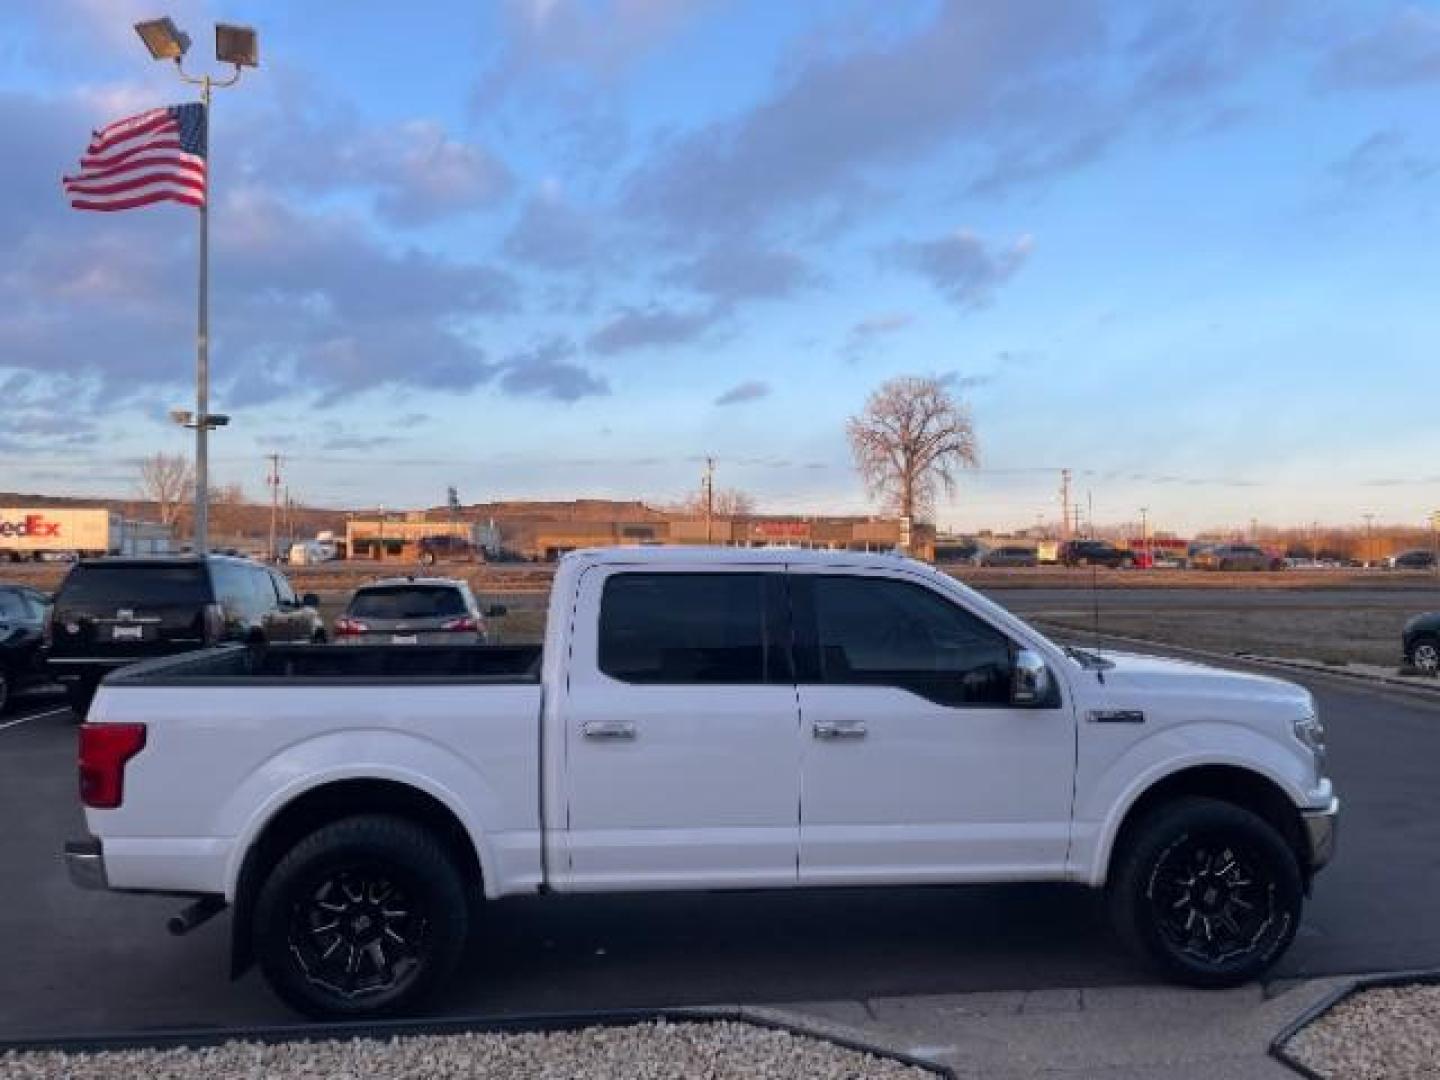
[1,648,1438,1041]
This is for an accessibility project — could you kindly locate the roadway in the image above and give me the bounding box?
[0,657,1436,1038]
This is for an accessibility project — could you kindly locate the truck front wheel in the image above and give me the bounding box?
[1107,797,1302,987]
[253,814,469,1019]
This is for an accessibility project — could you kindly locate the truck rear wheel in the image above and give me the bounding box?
[253,814,469,1019]
[1107,797,1302,987]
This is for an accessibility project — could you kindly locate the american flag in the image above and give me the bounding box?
[62,103,206,212]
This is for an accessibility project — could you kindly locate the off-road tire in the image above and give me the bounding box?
[1108,796,1302,988]
[253,814,469,1019]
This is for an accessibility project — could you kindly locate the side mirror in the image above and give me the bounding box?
[301,593,319,608]
[485,604,508,618]
[1012,648,1052,706]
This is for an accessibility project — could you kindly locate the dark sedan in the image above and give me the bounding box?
[0,584,51,713]
[980,545,1039,568]
[1058,540,1134,568]
[1403,612,1440,673]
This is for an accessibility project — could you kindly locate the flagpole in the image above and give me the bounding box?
[175,62,240,555]
[194,75,210,554]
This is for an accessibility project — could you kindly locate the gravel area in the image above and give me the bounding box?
[0,1020,935,1079]
[1285,984,1440,1079]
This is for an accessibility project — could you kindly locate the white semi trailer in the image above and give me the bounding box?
[0,508,172,561]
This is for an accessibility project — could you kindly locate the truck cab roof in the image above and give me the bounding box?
[560,545,925,570]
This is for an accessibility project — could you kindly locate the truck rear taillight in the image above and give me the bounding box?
[334,616,369,636]
[440,615,479,632]
[78,723,147,809]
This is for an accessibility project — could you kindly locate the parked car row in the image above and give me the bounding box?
[942,539,1302,571]
[0,555,516,716]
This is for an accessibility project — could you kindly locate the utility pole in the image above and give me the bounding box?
[1140,506,1149,565]
[1087,490,1094,539]
[1060,468,1072,541]
[266,453,281,562]
[283,485,292,548]
[704,456,715,544]
[1363,513,1375,567]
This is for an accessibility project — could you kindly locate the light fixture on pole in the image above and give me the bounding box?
[134,15,258,555]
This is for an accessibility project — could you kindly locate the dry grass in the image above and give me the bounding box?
[1035,608,1405,666]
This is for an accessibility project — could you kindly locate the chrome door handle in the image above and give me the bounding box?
[813,721,867,740]
[582,720,637,740]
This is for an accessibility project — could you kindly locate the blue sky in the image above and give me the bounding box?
[1,0,1437,534]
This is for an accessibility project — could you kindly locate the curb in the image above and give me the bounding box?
[1034,621,1440,697]
[0,1005,954,1078]
[1269,968,1440,1078]
[1232,653,1440,696]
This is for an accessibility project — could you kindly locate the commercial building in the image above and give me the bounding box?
[345,501,933,562]
[345,515,501,561]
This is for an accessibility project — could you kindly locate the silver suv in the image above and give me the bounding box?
[334,577,503,644]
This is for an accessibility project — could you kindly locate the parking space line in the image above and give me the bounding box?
[0,707,71,732]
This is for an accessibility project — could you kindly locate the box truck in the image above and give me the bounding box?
[0,509,171,561]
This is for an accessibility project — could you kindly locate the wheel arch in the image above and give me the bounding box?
[228,777,484,979]
[1094,763,1307,889]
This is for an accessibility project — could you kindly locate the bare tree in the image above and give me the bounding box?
[674,487,756,517]
[847,375,978,522]
[208,482,251,538]
[137,452,193,527]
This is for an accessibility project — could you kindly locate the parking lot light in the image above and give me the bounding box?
[134,17,190,61]
[214,24,259,67]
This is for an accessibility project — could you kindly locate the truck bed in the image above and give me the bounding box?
[104,642,544,685]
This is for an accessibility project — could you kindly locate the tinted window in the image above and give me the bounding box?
[0,591,28,620]
[211,562,260,618]
[598,572,774,684]
[57,565,209,609]
[269,570,298,606]
[247,566,280,612]
[806,576,1012,706]
[350,586,467,619]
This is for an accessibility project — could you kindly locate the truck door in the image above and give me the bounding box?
[559,566,801,889]
[790,569,1075,884]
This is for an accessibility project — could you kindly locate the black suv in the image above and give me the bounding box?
[0,584,52,714]
[1058,539,1134,568]
[48,555,322,712]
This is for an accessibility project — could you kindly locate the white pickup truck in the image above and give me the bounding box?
[67,547,1337,1018]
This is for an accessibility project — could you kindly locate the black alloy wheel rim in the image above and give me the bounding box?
[288,869,429,999]
[1147,833,1278,967]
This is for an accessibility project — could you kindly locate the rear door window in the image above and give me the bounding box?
[598,572,785,685]
[349,586,466,619]
[57,565,209,610]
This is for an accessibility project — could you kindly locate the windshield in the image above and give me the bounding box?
[348,586,466,619]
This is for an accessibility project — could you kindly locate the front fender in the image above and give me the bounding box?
[1072,720,1316,887]
[218,728,507,901]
